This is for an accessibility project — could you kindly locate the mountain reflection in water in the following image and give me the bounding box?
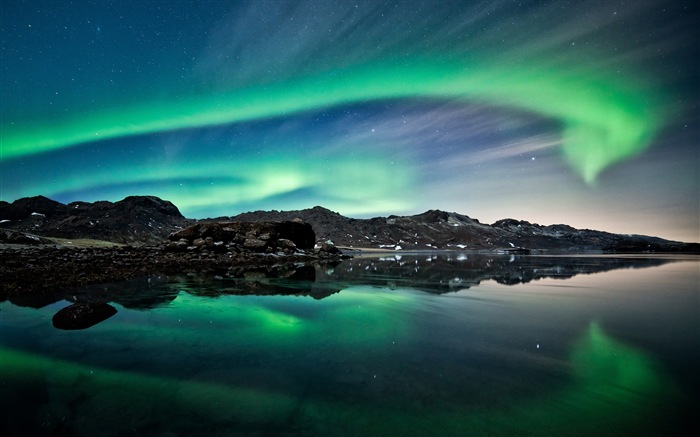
[4,253,687,311]
[1,254,697,436]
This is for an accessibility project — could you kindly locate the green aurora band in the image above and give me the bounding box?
[1,57,665,183]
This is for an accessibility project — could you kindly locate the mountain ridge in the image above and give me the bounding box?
[227,205,696,252]
[1,196,698,252]
[0,195,193,244]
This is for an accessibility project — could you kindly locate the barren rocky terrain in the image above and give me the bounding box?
[1,195,697,298]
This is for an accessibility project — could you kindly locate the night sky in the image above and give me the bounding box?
[1,0,698,242]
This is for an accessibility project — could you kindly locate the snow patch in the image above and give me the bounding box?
[31,212,46,217]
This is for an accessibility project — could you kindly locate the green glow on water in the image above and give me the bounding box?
[0,57,664,182]
[487,321,679,434]
[0,319,678,435]
[87,287,415,355]
[571,321,666,397]
[0,346,298,434]
[290,322,679,435]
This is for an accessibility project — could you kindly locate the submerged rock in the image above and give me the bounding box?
[52,302,118,330]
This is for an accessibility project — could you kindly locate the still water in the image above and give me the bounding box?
[1,254,698,436]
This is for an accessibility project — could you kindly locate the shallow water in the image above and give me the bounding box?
[1,254,698,436]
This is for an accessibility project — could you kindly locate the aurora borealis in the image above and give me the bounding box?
[1,0,698,241]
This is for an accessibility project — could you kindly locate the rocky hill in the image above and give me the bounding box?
[1,196,698,252]
[228,207,698,253]
[0,195,192,244]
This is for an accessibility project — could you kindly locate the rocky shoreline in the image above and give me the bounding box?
[0,243,347,298]
[0,218,349,298]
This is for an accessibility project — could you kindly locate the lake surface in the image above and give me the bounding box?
[1,254,698,436]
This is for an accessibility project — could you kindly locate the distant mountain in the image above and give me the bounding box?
[1,196,697,252]
[226,206,699,253]
[0,196,192,244]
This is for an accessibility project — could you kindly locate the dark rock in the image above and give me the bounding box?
[277,238,297,250]
[319,242,341,255]
[170,221,316,250]
[169,225,201,242]
[274,221,315,249]
[52,302,118,330]
[243,238,267,250]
